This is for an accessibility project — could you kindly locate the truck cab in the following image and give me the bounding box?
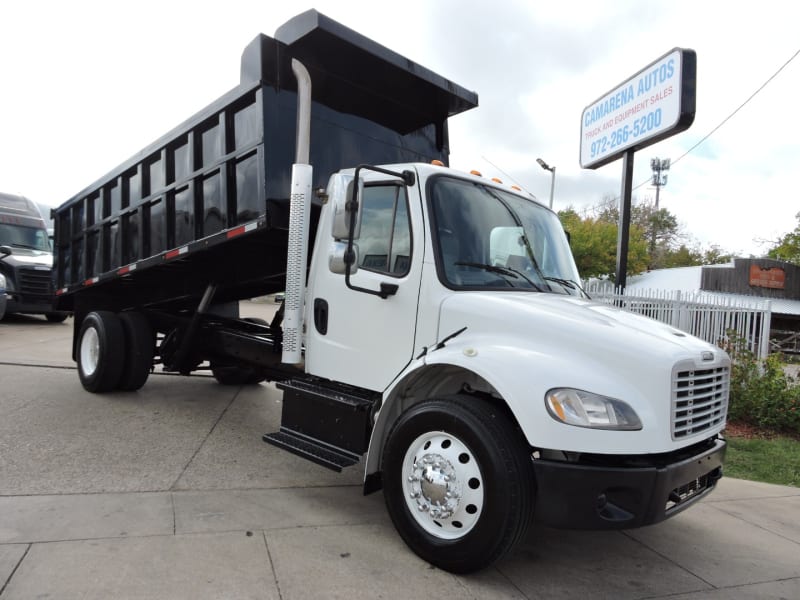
[0,192,68,322]
[267,159,728,572]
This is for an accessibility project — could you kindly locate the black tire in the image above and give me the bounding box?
[210,361,264,385]
[382,395,535,573]
[77,311,126,393]
[46,312,69,323]
[117,312,155,391]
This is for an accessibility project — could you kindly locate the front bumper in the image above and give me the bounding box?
[5,294,57,316]
[532,437,726,529]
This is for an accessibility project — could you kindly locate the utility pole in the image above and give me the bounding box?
[650,157,670,209]
[649,158,671,263]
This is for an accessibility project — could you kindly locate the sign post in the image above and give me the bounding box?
[580,48,696,288]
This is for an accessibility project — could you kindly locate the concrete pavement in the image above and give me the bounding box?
[1,303,799,599]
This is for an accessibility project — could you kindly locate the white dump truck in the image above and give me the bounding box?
[52,10,729,573]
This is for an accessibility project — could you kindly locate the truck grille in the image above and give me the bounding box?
[671,365,729,440]
[18,267,53,297]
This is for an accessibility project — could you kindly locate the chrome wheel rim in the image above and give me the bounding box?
[79,326,100,377]
[401,431,484,539]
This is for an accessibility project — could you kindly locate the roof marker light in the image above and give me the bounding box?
[470,170,482,176]
[431,160,444,166]
[491,177,503,183]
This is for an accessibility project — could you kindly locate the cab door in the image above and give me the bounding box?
[304,172,423,392]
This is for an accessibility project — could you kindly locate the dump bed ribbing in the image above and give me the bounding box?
[52,9,477,313]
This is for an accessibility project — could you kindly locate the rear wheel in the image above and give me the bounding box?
[77,311,125,393]
[382,395,535,573]
[117,312,155,391]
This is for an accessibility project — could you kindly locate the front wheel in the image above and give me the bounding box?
[382,395,535,574]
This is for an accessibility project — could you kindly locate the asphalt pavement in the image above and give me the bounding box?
[1,302,799,599]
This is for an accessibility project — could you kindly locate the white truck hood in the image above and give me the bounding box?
[438,291,722,365]
[435,291,729,453]
[3,250,53,268]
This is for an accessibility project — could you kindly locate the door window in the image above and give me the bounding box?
[357,184,411,276]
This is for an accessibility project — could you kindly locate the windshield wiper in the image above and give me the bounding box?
[455,261,544,291]
[543,276,591,298]
[10,243,42,250]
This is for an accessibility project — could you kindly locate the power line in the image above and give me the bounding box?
[670,46,800,167]
[577,46,800,212]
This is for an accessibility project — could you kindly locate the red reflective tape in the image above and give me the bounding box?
[118,266,130,275]
[226,225,247,239]
[55,288,64,296]
[165,246,188,260]
[84,277,98,286]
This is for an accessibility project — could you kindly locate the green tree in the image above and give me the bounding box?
[659,244,703,268]
[558,207,649,280]
[702,244,734,265]
[559,199,734,279]
[767,213,800,265]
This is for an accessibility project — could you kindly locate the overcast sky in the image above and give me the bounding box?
[2,0,798,258]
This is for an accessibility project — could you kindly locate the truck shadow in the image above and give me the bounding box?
[0,313,71,325]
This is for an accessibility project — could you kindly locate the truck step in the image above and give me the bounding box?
[263,429,360,472]
[276,378,378,410]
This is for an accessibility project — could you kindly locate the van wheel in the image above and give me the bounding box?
[118,312,154,391]
[382,395,534,574]
[77,311,125,393]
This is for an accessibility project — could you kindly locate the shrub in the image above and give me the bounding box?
[726,339,800,435]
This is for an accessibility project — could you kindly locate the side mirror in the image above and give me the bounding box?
[0,245,12,258]
[330,174,364,240]
[329,241,359,275]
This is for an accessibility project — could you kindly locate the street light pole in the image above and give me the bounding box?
[537,158,556,209]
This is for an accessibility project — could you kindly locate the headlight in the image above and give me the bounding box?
[545,388,642,430]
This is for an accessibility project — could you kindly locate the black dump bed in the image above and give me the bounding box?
[52,10,477,313]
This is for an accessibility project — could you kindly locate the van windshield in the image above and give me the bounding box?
[0,223,51,252]
[429,176,583,296]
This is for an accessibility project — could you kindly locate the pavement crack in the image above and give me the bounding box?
[0,543,31,598]
[0,361,76,370]
[171,492,177,535]
[621,530,717,594]
[262,532,284,600]
[168,389,240,491]
[493,565,532,599]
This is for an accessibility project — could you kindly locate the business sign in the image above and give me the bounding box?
[580,48,696,169]
[749,265,786,289]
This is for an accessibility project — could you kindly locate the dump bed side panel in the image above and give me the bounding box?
[52,11,477,313]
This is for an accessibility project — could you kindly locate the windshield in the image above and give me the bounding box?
[0,223,51,252]
[430,176,583,295]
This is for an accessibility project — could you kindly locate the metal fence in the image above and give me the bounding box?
[584,284,773,359]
